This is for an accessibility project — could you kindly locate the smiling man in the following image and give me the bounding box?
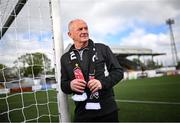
[60,19,124,122]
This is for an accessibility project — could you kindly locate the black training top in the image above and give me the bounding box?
[60,39,124,120]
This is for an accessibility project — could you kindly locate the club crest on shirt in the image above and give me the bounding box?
[90,92,99,99]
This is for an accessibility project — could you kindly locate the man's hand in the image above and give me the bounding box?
[70,79,86,93]
[87,79,102,93]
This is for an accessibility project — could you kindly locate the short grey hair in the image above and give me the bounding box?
[68,19,87,31]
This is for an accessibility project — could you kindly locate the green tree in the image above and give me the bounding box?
[146,59,163,70]
[132,58,146,70]
[132,58,143,65]
[177,61,180,69]
[146,59,156,69]
[0,64,6,69]
[0,64,6,81]
[14,52,51,77]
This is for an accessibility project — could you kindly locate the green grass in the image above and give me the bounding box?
[0,90,59,122]
[114,75,180,122]
[1,75,180,122]
[69,75,180,122]
[115,75,180,102]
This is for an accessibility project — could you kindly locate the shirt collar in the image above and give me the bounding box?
[70,39,93,51]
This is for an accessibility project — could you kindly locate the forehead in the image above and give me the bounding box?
[70,20,87,29]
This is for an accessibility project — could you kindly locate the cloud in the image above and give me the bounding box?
[0,33,54,66]
[1,0,180,67]
[120,27,179,65]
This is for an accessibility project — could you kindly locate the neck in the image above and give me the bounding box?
[74,41,88,49]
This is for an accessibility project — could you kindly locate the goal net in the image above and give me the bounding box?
[0,0,68,122]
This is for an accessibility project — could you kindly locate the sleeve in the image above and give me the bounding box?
[60,55,73,94]
[99,45,124,90]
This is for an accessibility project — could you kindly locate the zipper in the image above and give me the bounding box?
[73,48,88,61]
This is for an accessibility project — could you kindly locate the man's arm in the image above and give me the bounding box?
[98,45,124,90]
[60,56,73,94]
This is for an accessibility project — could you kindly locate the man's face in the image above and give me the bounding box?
[68,20,89,43]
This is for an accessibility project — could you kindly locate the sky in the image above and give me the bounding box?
[60,0,180,66]
[0,0,180,67]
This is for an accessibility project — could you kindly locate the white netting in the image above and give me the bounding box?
[0,0,61,122]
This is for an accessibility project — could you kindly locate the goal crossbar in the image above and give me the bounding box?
[0,0,28,39]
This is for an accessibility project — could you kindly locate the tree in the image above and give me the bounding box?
[14,52,51,77]
[0,64,6,69]
[146,59,156,69]
[0,64,6,81]
[177,61,180,69]
[132,58,144,65]
[146,59,163,70]
[132,58,146,71]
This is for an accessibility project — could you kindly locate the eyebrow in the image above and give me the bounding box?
[78,27,88,31]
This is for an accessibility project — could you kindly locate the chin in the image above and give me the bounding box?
[81,38,89,42]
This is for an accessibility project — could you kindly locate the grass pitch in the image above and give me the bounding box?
[69,75,180,122]
[0,90,59,122]
[114,75,180,122]
[1,75,180,122]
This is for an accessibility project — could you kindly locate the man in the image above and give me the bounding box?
[61,19,124,122]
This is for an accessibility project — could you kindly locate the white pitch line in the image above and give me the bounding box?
[116,99,180,105]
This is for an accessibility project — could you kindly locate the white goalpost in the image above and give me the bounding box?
[49,0,69,122]
[0,0,69,122]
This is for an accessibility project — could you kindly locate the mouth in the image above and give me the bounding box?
[80,33,89,37]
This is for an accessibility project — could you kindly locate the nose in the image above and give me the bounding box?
[81,27,88,32]
[82,28,88,33]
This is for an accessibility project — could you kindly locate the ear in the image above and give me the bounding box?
[68,32,71,37]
